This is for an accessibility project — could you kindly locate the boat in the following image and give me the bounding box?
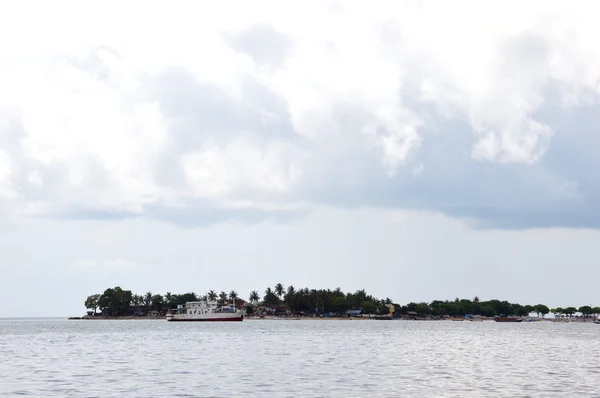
[166,299,244,322]
[494,316,523,323]
[593,320,600,324]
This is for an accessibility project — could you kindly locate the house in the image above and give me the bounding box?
[405,311,418,319]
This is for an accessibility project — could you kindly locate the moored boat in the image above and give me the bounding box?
[594,320,600,324]
[166,299,244,322]
[494,316,523,323]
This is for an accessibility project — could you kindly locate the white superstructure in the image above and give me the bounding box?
[166,300,244,322]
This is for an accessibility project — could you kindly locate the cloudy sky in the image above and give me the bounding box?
[1,1,599,317]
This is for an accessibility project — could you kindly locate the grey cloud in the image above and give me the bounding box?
[2,57,599,231]
[150,68,299,188]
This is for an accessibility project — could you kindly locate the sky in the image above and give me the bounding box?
[1,1,599,317]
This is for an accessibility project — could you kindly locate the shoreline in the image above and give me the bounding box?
[67,315,600,323]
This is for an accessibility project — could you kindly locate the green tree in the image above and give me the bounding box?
[534,304,550,318]
[97,286,133,316]
[563,307,577,317]
[284,285,296,308]
[512,304,526,317]
[84,294,100,314]
[131,294,143,306]
[522,305,535,316]
[331,296,352,314]
[361,300,377,315]
[143,292,152,308]
[592,307,600,317]
[263,287,280,306]
[275,283,285,298]
[171,292,198,307]
[551,307,563,317]
[219,291,228,304]
[164,292,173,307]
[488,300,511,316]
[479,304,495,317]
[578,306,593,317]
[229,290,238,301]
[151,294,164,311]
[249,290,260,304]
[207,290,218,301]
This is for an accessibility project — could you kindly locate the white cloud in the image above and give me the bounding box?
[0,1,599,226]
[181,137,301,200]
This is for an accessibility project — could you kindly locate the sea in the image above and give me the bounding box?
[1,318,599,397]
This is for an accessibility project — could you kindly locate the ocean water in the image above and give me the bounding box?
[0,318,599,397]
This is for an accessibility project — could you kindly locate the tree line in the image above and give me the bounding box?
[85,287,244,316]
[85,285,600,318]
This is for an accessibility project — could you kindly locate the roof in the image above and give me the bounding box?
[346,310,362,315]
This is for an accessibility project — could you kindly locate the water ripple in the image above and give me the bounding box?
[1,319,599,396]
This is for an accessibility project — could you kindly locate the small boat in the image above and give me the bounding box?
[494,316,523,323]
[593,320,600,325]
[166,299,244,322]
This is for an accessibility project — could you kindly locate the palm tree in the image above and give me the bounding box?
[219,291,228,304]
[249,290,260,304]
[264,287,280,306]
[284,285,296,308]
[275,283,284,298]
[143,292,152,308]
[164,292,172,307]
[132,294,143,306]
[207,290,218,301]
[229,290,238,301]
[285,285,296,298]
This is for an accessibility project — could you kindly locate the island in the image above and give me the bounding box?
[73,284,600,322]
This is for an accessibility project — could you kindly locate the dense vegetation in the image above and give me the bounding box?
[85,284,600,318]
[84,288,243,316]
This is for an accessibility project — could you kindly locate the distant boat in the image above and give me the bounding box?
[166,299,243,322]
[494,316,523,323]
[593,320,600,325]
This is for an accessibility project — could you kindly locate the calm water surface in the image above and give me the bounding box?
[1,319,599,397]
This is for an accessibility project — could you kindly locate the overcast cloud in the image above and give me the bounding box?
[1,1,599,317]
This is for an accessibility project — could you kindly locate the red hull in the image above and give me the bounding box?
[494,317,522,322]
[167,316,243,322]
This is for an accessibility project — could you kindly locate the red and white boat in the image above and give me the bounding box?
[166,299,244,322]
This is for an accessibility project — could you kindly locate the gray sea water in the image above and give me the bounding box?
[1,318,599,397]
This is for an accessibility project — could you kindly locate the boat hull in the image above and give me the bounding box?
[494,317,522,323]
[167,316,243,322]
